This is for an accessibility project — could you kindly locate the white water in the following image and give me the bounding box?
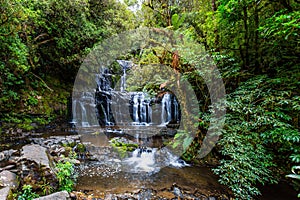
[161,93,172,125]
[123,147,189,173]
[124,148,158,173]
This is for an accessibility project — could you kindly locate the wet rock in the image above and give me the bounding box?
[105,194,118,200]
[156,190,176,199]
[9,169,18,173]
[21,144,49,168]
[173,187,183,198]
[2,164,16,171]
[73,159,81,165]
[137,189,153,200]
[19,144,58,192]
[0,149,17,162]
[0,152,5,162]
[0,187,11,200]
[0,170,18,188]
[33,191,70,200]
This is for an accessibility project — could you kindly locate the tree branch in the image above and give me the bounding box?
[29,72,53,92]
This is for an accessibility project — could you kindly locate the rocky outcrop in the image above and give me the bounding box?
[0,132,83,199]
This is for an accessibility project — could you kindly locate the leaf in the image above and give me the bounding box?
[286,174,300,180]
[183,136,193,151]
[171,14,179,29]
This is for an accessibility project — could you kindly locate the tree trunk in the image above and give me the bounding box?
[212,0,219,51]
[243,5,249,70]
[254,4,260,74]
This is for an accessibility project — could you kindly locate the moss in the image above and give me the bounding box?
[76,143,86,153]
[110,137,138,158]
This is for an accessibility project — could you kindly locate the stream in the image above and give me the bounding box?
[75,129,228,198]
[71,128,298,200]
[0,127,298,199]
[69,60,299,199]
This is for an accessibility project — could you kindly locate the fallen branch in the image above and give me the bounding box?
[30,72,53,92]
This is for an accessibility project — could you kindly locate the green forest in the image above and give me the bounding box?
[0,0,299,199]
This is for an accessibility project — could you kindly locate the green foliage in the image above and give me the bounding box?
[0,0,137,124]
[55,160,76,192]
[213,73,300,199]
[40,178,54,196]
[259,10,300,40]
[171,13,185,30]
[18,185,39,200]
[286,166,300,198]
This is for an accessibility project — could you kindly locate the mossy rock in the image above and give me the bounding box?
[110,137,139,158]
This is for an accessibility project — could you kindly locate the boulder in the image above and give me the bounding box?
[0,187,11,200]
[33,191,70,200]
[0,170,18,188]
[21,144,49,168]
[19,144,57,191]
[0,149,17,162]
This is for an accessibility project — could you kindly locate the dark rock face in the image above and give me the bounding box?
[93,65,180,127]
[0,149,17,163]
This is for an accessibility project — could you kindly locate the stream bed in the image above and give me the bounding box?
[74,129,298,200]
[0,126,298,199]
[74,129,230,199]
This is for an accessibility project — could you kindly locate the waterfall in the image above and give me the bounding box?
[132,94,139,123]
[173,97,179,123]
[120,67,126,92]
[71,61,181,128]
[79,101,90,127]
[72,100,77,124]
[161,93,172,125]
[130,92,152,125]
[117,60,132,92]
[72,91,98,128]
[123,147,189,173]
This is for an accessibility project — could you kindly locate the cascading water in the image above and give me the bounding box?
[117,60,132,92]
[79,101,89,127]
[130,92,152,125]
[161,93,171,125]
[74,60,183,177]
[72,92,98,127]
[124,148,158,173]
[91,61,180,127]
[123,147,189,173]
